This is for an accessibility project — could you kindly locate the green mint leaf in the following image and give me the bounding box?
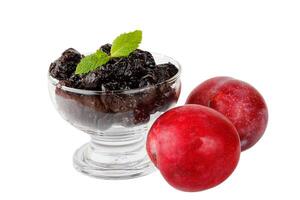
[75,50,109,75]
[110,30,142,58]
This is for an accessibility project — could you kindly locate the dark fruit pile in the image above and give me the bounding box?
[49,45,180,129]
[49,44,178,91]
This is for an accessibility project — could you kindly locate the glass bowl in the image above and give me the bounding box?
[48,53,181,179]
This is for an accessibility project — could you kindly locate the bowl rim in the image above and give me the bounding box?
[48,52,181,95]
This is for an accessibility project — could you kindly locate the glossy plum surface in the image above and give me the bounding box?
[186,77,268,151]
[146,105,240,192]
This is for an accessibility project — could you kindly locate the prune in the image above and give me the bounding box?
[80,71,103,90]
[49,48,83,80]
[128,49,156,67]
[59,74,83,88]
[139,74,156,88]
[99,44,112,55]
[154,63,178,83]
[134,108,150,124]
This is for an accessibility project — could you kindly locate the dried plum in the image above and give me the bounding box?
[49,48,83,80]
[154,63,178,83]
[99,44,112,55]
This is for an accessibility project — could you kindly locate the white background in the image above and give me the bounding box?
[0,0,299,199]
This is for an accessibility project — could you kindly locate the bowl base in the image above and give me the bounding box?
[73,129,155,179]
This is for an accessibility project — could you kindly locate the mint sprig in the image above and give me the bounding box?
[75,50,109,75]
[110,30,142,58]
[75,30,142,75]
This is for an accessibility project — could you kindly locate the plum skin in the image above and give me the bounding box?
[186,76,268,151]
[146,105,240,192]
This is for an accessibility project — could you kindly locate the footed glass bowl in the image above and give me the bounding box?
[48,53,181,179]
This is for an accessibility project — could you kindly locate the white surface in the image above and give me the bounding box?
[0,0,299,199]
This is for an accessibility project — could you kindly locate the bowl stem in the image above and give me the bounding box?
[73,125,155,179]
